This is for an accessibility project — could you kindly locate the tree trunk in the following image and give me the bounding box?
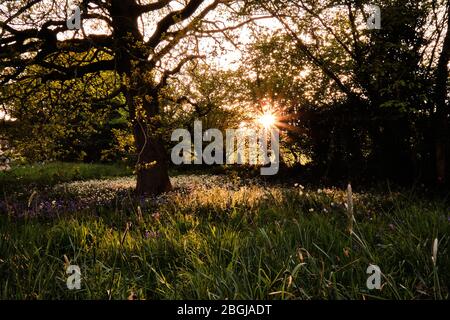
[126,89,172,196]
[133,120,172,196]
[110,0,174,196]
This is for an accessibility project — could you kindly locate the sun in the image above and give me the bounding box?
[257,113,276,129]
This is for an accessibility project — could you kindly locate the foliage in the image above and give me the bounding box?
[2,64,127,163]
[239,0,448,184]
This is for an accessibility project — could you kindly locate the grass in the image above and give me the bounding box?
[0,163,449,300]
[0,162,132,190]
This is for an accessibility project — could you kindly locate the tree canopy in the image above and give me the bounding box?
[2,0,450,190]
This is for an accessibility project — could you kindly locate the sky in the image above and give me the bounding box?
[0,110,14,121]
[202,16,283,70]
[64,0,283,70]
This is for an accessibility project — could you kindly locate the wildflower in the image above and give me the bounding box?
[323,208,328,213]
[152,212,161,220]
[343,248,350,257]
[144,230,159,239]
[309,208,314,212]
[317,189,323,194]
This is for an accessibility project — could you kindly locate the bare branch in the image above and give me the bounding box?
[136,0,171,14]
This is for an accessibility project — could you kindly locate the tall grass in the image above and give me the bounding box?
[0,165,449,300]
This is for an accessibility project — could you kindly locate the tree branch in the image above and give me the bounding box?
[135,0,171,14]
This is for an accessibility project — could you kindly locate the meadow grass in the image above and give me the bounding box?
[0,164,449,300]
[0,162,132,190]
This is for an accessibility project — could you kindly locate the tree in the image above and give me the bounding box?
[0,0,235,195]
[1,58,127,162]
[434,0,450,184]
[243,0,450,184]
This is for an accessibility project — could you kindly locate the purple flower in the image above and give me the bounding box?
[144,230,159,239]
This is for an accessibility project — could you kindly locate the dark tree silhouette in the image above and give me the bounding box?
[0,0,233,195]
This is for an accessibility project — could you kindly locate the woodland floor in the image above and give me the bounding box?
[0,162,449,299]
